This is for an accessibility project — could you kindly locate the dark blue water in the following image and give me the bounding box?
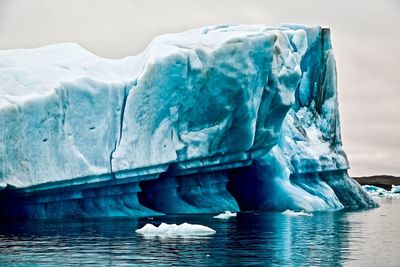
[0,198,399,266]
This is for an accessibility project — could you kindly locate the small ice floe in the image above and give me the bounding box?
[282,209,313,217]
[135,223,216,237]
[213,211,237,219]
[362,185,387,196]
[363,185,400,198]
[390,185,400,194]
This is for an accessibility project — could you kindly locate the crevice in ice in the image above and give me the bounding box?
[57,85,68,135]
[117,84,129,146]
[109,82,133,176]
[315,29,332,115]
[109,140,118,178]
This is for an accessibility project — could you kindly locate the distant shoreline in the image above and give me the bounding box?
[353,175,400,190]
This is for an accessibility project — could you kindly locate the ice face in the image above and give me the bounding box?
[0,25,307,187]
[0,24,376,218]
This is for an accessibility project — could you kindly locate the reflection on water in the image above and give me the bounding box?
[0,198,398,266]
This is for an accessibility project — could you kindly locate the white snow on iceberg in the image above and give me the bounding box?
[135,223,216,237]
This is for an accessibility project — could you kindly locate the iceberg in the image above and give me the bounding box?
[213,211,237,219]
[0,24,376,218]
[363,185,387,196]
[390,185,400,194]
[135,223,216,237]
[363,185,400,198]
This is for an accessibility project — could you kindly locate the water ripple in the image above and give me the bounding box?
[0,199,399,266]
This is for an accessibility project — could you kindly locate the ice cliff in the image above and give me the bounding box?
[0,25,376,218]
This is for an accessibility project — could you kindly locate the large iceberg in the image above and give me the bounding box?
[0,24,376,218]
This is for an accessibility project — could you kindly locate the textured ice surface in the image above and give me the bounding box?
[281,209,313,217]
[0,24,343,187]
[213,211,237,219]
[0,24,376,217]
[135,222,216,237]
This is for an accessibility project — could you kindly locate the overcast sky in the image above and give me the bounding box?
[0,0,399,176]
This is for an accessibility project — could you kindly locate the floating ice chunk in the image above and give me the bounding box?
[362,185,387,196]
[390,185,400,194]
[135,222,216,237]
[362,185,400,198]
[282,209,313,217]
[213,211,237,219]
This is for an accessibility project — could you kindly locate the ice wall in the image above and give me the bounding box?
[0,24,376,218]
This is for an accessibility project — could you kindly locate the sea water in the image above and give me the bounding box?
[0,198,398,266]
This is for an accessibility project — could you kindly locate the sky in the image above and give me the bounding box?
[0,0,399,177]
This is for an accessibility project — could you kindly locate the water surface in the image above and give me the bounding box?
[0,198,398,266]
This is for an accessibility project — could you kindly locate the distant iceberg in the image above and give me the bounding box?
[213,211,237,219]
[135,223,216,237]
[363,185,400,198]
[390,185,400,194]
[0,24,376,219]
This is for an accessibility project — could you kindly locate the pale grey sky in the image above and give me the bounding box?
[0,0,399,176]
